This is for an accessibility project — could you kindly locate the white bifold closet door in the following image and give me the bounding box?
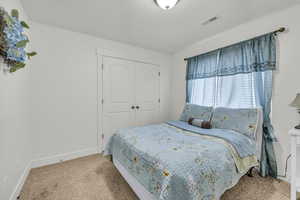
[102,56,160,149]
[135,62,160,126]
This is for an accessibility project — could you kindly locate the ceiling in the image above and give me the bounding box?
[21,0,299,53]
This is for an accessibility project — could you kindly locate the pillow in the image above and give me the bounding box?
[188,118,212,129]
[179,104,213,122]
[211,107,259,139]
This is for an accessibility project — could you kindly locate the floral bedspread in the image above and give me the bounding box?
[104,122,258,200]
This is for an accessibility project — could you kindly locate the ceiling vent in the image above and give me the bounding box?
[201,16,219,26]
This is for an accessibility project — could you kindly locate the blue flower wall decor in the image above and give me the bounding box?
[0,7,36,73]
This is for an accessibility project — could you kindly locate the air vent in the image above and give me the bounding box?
[202,16,219,26]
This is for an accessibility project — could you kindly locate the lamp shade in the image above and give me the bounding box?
[290,93,300,108]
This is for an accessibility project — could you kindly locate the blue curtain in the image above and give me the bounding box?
[254,71,277,177]
[186,33,277,178]
[186,33,276,80]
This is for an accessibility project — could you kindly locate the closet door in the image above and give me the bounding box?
[135,63,160,126]
[102,57,136,148]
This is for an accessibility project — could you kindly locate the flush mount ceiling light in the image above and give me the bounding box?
[154,0,180,10]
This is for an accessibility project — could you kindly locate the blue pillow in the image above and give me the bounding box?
[179,104,213,122]
[211,107,259,139]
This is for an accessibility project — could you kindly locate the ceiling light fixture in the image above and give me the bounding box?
[154,0,180,10]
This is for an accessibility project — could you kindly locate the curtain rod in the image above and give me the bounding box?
[184,27,286,61]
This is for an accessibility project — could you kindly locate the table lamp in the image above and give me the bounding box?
[290,93,300,129]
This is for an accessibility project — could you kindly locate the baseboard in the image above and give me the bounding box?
[278,176,290,183]
[31,147,99,168]
[9,161,32,200]
[9,147,99,200]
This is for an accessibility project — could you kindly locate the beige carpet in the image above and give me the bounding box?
[20,154,296,200]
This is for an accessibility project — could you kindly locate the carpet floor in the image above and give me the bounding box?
[20,154,297,200]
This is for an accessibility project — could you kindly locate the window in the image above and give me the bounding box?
[185,32,277,177]
[188,72,271,109]
[187,76,216,107]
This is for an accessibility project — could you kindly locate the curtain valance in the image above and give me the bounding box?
[186,33,276,80]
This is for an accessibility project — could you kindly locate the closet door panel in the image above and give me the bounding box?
[102,57,136,149]
[135,63,160,126]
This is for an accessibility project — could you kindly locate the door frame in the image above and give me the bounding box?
[96,48,161,152]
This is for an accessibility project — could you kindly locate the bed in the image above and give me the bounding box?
[104,105,262,200]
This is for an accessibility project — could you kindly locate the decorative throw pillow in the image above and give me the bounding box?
[201,121,212,129]
[188,118,212,129]
[211,107,259,139]
[179,104,213,122]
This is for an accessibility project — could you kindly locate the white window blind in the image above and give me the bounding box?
[189,73,261,108]
[188,76,216,107]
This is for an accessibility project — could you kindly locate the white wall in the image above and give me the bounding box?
[171,5,300,178]
[0,0,33,199]
[29,22,172,161]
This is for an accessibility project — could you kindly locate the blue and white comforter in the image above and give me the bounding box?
[104,121,258,200]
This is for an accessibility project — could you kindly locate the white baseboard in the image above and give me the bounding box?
[31,147,99,168]
[278,176,290,183]
[9,162,32,200]
[10,147,99,200]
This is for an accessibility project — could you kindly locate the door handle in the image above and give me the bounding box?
[131,106,135,109]
[135,106,140,109]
